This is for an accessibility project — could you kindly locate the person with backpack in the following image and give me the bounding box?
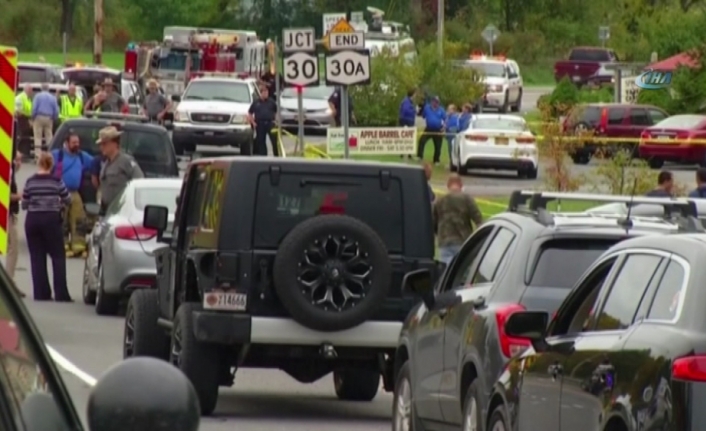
[51,131,93,256]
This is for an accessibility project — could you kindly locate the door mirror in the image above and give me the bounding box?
[402,269,435,309]
[143,205,168,231]
[505,311,550,352]
[84,203,101,217]
[87,357,200,431]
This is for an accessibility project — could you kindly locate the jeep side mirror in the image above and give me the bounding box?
[143,205,168,231]
[88,357,200,431]
[402,268,435,309]
[505,311,550,353]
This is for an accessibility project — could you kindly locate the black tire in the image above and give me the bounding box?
[488,403,509,431]
[512,89,522,112]
[392,362,424,431]
[124,289,169,360]
[95,263,120,316]
[334,367,379,401]
[272,215,392,332]
[81,257,96,305]
[527,167,538,179]
[571,152,591,165]
[459,164,469,175]
[648,158,664,169]
[240,136,253,155]
[500,92,510,113]
[170,303,221,416]
[461,380,483,431]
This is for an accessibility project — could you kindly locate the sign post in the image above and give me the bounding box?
[481,24,500,56]
[282,28,319,154]
[324,19,371,159]
[598,26,610,48]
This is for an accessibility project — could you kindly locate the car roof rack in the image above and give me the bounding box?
[84,111,151,123]
[508,190,703,232]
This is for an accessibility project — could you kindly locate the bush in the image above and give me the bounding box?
[536,105,585,191]
[547,78,580,117]
[588,150,656,195]
[415,42,485,107]
[636,87,673,113]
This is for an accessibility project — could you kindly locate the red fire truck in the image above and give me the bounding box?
[124,26,267,98]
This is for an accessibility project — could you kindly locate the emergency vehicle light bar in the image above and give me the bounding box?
[469,51,506,61]
[508,190,698,218]
[84,111,150,123]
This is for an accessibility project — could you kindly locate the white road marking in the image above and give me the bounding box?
[46,344,97,387]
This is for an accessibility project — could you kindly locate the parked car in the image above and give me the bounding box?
[553,47,618,86]
[391,190,699,431]
[461,55,523,112]
[639,114,706,168]
[0,250,199,431]
[82,178,182,316]
[280,85,335,132]
[562,103,669,164]
[487,231,706,431]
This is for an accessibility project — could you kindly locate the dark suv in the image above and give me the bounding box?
[391,190,700,431]
[125,157,437,415]
[562,103,669,164]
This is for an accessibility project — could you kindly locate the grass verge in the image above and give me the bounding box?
[453,195,604,219]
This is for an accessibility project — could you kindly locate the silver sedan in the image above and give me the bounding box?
[279,85,335,131]
[82,178,182,316]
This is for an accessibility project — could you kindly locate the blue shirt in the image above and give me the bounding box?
[446,113,459,132]
[459,112,472,131]
[31,91,59,120]
[422,104,446,131]
[399,97,416,127]
[51,149,93,191]
[688,187,706,198]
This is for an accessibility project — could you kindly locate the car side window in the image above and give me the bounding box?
[630,108,650,126]
[186,167,209,227]
[561,258,618,335]
[649,109,667,124]
[443,226,494,291]
[646,259,687,321]
[608,108,627,125]
[592,254,663,331]
[199,168,225,231]
[472,228,516,285]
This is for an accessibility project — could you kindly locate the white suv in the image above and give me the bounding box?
[464,56,523,112]
[171,76,258,155]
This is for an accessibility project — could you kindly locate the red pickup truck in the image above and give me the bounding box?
[554,47,618,86]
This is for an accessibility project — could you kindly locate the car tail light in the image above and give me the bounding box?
[516,137,535,144]
[465,134,488,142]
[495,304,531,358]
[640,130,651,140]
[125,277,155,288]
[676,131,692,143]
[598,108,608,134]
[115,225,157,241]
[673,355,706,382]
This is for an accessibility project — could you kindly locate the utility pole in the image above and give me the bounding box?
[437,0,444,58]
[93,0,103,65]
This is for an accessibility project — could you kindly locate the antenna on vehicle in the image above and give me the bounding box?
[618,178,639,231]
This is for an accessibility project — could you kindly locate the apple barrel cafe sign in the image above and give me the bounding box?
[326,127,418,155]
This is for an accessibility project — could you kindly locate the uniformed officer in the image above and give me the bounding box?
[247,85,279,156]
[59,84,83,121]
[95,126,144,214]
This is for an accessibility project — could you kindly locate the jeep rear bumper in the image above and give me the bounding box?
[192,311,402,348]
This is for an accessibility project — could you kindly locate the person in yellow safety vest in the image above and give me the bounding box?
[59,84,83,121]
[14,84,33,118]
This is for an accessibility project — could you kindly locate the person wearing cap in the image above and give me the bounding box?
[417,96,446,165]
[247,85,279,156]
[141,79,170,122]
[86,78,126,113]
[96,126,144,214]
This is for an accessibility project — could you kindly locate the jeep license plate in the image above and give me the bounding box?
[203,131,214,136]
[203,292,247,311]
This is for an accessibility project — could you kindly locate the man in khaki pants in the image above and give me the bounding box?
[30,83,59,159]
[6,151,25,297]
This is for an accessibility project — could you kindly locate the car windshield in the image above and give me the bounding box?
[530,239,620,288]
[464,61,505,77]
[183,81,251,103]
[568,49,611,62]
[655,115,706,129]
[281,86,333,99]
[18,68,47,83]
[472,118,527,131]
[135,187,180,212]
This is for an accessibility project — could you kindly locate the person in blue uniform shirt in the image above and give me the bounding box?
[417,96,446,165]
[399,89,417,127]
[646,171,674,197]
[689,168,706,198]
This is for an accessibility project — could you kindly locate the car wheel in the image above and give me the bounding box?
[462,380,483,431]
[571,152,591,165]
[527,167,538,179]
[333,367,380,401]
[487,404,509,431]
[124,289,169,360]
[81,254,96,305]
[501,92,510,113]
[648,158,664,169]
[94,262,120,316]
[459,164,469,175]
[512,89,522,112]
[170,302,221,416]
[272,215,392,332]
[392,361,424,431]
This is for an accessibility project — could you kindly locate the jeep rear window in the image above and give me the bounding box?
[254,174,404,251]
[529,239,619,288]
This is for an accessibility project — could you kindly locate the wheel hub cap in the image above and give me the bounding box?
[394,378,412,431]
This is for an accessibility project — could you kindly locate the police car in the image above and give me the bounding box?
[462,54,523,112]
[450,114,538,179]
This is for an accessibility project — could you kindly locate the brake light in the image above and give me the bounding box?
[598,108,608,134]
[115,225,157,241]
[465,134,488,142]
[495,304,531,357]
[516,137,535,144]
[673,356,706,382]
[640,131,651,140]
[676,131,692,143]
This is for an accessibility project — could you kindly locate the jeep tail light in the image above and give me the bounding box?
[318,192,348,215]
[673,355,706,382]
[598,108,608,134]
[495,304,531,358]
[465,134,488,142]
[115,225,157,241]
[516,137,535,144]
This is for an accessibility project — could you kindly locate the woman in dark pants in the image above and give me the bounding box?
[22,153,72,301]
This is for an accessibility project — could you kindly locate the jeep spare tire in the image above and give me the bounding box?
[273,214,392,332]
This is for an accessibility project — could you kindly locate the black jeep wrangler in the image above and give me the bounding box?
[123,157,437,415]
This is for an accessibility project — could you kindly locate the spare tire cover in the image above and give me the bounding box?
[273,214,392,332]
